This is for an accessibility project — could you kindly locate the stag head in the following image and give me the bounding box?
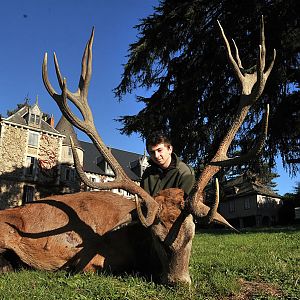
[42,16,275,265]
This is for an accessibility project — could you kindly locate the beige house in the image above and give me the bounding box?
[0,102,148,209]
[218,174,282,228]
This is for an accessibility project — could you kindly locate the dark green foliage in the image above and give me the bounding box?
[293,181,300,196]
[279,182,300,224]
[6,103,27,117]
[225,160,280,190]
[114,0,300,176]
[6,97,30,117]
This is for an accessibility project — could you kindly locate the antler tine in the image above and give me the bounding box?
[43,53,87,131]
[53,52,64,91]
[206,178,220,224]
[42,53,57,98]
[259,16,266,73]
[43,53,83,125]
[79,27,94,98]
[53,54,88,120]
[210,104,269,167]
[188,17,275,224]
[232,39,243,69]
[217,20,244,84]
[42,30,119,176]
[43,28,159,227]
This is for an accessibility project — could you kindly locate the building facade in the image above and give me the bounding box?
[0,102,148,209]
[218,174,282,228]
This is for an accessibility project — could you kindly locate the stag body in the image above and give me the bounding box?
[0,188,195,284]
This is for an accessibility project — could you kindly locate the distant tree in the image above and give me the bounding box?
[114,0,300,178]
[6,97,30,117]
[282,182,300,203]
[235,163,278,189]
[257,165,280,190]
[293,181,300,196]
[222,156,279,191]
[279,182,300,224]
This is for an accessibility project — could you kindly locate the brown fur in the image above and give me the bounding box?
[155,188,185,229]
[0,191,137,271]
[0,188,194,284]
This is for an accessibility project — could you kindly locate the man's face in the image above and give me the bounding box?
[148,143,173,169]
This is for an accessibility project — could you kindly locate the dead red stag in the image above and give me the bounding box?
[0,16,275,284]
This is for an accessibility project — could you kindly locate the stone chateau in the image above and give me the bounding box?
[0,101,148,209]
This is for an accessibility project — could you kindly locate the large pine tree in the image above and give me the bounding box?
[114,0,300,177]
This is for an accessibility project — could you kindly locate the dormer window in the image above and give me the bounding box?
[96,156,114,175]
[105,161,114,175]
[68,147,73,156]
[29,113,41,126]
[36,115,40,125]
[30,114,35,124]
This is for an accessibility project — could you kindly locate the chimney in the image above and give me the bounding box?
[47,114,55,127]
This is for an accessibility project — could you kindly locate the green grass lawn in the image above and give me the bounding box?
[0,227,299,300]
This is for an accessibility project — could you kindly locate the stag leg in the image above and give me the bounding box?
[82,255,105,273]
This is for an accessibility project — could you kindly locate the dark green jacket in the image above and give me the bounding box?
[140,153,195,198]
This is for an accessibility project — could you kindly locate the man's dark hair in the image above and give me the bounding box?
[146,131,172,150]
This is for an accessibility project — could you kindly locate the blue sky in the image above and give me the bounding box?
[0,1,298,195]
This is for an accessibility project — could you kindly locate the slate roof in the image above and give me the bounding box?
[5,106,28,126]
[223,174,281,199]
[79,140,144,181]
[55,116,82,148]
[3,104,61,135]
[41,119,60,135]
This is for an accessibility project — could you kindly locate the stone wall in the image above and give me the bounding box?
[0,123,64,208]
[0,124,27,178]
[38,133,61,183]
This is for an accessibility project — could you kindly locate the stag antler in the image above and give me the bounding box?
[42,28,158,227]
[189,16,276,221]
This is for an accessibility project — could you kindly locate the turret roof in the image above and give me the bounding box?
[55,115,82,148]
